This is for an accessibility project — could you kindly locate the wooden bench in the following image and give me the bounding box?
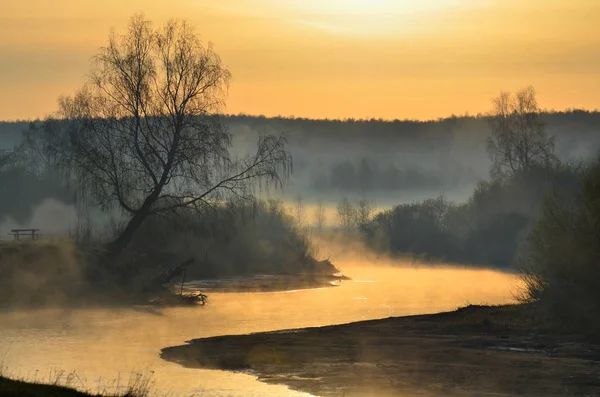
[9,229,41,241]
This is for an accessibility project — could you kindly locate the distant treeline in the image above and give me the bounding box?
[310,158,451,193]
[225,110,600,155]
[1,108,600,227]
[3,110,600,201]
[0,148,73,224]
[0,121,29,149]
[3,109,600,146]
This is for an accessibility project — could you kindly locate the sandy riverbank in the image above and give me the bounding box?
[161,304,600,397]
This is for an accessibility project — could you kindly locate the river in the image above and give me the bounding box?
[0,263,519,397]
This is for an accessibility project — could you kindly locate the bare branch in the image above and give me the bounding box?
[487,86,558,179]
[30,14,291,260]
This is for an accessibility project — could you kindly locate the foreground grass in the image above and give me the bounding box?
[0,372,152,397]
[0,376,102,397]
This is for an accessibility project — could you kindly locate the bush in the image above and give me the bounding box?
[361,195,463,261]
[120,198,329,280]
[360,165,580,268]
[518,157,600,333]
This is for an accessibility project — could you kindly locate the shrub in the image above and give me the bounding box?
[518,157,600,333]
[361,164,580,268]
[120,198,325,280]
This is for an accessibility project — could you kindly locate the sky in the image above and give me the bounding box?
[1,0,600,121]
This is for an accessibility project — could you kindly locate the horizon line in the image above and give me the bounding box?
[1,107,599,124]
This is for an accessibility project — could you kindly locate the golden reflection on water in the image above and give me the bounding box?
[0,262,519,397]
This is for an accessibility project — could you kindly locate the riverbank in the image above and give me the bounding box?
[0,374,152,397]
[0,238,346,309]
[183,272,350,294]
[0,376,112,397]
[0,376,99,397]
[161,304,600,397]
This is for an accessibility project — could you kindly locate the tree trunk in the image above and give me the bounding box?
[104,208,150,264]
[104,178,168,264]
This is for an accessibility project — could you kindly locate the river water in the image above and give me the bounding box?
[0,263,519,397]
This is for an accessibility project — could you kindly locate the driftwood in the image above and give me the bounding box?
[180,291,208,305]
[145,258,208,306]
[150,257,195,287]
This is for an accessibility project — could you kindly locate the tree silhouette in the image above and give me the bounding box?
[487,86,557,178]
[314,199,326,232]
[337,197,355,232]
[36,15,291,262]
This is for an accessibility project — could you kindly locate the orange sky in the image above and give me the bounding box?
[1,0,599,121]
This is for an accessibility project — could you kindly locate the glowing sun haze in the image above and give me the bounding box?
[1,0,599,120]
[285,0,466,15]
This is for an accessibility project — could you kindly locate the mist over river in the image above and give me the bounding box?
[0,262,519,397]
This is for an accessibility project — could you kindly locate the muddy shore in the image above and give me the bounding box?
[161,304,600,397]
[183,272,350,294]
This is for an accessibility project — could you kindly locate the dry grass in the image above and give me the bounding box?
[0,369,156,397]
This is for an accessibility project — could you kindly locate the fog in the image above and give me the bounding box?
[1,112,596,396]
[0,250,519,396]
[0,198,77,237]
[226,112,600,205]
[3,112,600,229]
[0,112,598,244]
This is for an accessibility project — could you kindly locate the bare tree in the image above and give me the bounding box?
[314,199,326,232]
[487,86,557,179]
[354,196,374,226]
[337,196,356,232]
[293,193,305,227]
[36,15,291,262]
